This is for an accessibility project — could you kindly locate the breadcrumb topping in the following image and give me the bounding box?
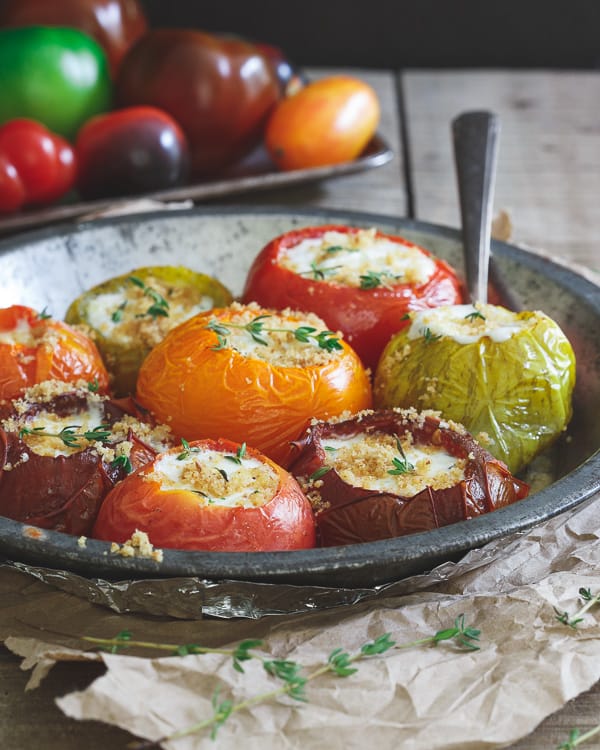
[110,529,163,562]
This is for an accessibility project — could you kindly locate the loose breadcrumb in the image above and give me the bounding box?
[110,529,163,562]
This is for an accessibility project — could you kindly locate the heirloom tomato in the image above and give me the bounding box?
[117,29,280,175]
[0,381,173,535]
[0,26,112,140]
[242,225,464,371]
[65,265,233,396]
[0,0,147,77]
[0,119,76,212]
[93,438,317,552]
[136,303,372,467]
[265,76,380,170]
[374,304,576,473]
[75,107,190,200]
[0,305,109,401]
[289,409,529,546]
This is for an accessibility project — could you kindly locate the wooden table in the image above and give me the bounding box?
[1,68,600,749]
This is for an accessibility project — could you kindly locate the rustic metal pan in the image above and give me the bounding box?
[0,206,598,590]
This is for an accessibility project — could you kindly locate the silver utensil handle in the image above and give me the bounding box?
[452,111,500,304]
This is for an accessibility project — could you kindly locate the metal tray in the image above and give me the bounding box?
[0,135,392,236]
[0,206,599,591]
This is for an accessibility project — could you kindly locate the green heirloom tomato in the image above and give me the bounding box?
[65,266,233,397]
[0,26,112,139]
[374,303,576,474]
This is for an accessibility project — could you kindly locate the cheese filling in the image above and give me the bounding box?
[0,318,37,346]
[279,228,436,288]
[148,449,279,508]
[317,432,466,496]
[408,304,531,344]
[85,278,214,348]
[215,303,343,368]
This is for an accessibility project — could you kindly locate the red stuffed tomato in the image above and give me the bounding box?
[289,409,529,547]
[0,305,109,401]
[93,437,317,551]
[242,225,464,371]
[0,380,174,534]
[136,302,372,467]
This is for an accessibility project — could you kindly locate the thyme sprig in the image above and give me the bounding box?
[465,310,486,322]
[388,434,415,475]
[299,262,343,280]
[422,326,443,344]
[82,615,480,747]
[557,725,600,750]
[359,270,402,290]
[205,315,342,352]
[128,276,170,320]
[18,423,112,448]
[555,587,600,629]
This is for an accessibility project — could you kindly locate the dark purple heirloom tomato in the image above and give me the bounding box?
[75,106,189,200]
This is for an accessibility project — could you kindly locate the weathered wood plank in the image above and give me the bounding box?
[403,70,600,268]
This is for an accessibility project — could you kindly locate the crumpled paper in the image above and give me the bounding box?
[3,493,600,749]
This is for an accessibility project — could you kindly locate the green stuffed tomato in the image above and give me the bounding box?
[0,26,112,139]
[65,266,233,396]
[374,303,576,474]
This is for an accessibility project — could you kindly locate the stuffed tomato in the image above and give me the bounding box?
[242,225,463,370]
[374,303,576,473]
[136,302,372,467]
[93,437,316,551]
[65,266,233,396]
[288,408,529,546]
[0,379,173,534]
[0,305,109,401]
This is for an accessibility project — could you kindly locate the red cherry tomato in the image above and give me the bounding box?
[116,29,280,175]
[93,438,317,551]
[0,305,109,401]
[0,119,76,212]
[75,106,189,200]
[0,0,148,77]
[265,76,380,170]
[242,226,465,371]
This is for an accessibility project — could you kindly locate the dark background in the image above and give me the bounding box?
[140,0,600,69]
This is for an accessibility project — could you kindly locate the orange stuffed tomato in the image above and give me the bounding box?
[136,302,372,467]
[93,437,317,551]
[242,225,464,371]
[0,305,109,400]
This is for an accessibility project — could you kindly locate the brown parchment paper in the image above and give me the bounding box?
[3,492,600,749]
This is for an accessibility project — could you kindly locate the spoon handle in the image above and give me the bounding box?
[452,111,500,305]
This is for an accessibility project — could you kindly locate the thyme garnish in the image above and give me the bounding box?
[387,435,415,475]
[38,307,52,320]
[128,276,170,320]
[110,454,133,474]
[18,423,112,448]
[111,300,127,323]
[324,245,358,254]
[422,327,443,344]
[309,466,332,481]
[176,438,198,461]
[555,587,600,629]
[225,443,247,465]
[84,615,480,747]
[556,725,600,750]
[465,310,486,322]
[359,270,401,290]
[87,378,100,393]
[205,315,342,353]
[299,262,342,280]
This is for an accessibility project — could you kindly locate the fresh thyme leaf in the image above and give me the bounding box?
[38,307,52,320]
[128,276,145,289]
[431,614,481,650]
[360,633,396,656]
[99,629,132,654]
[128,276,170,319]
[263,660,307,701]
[309,466,332,481]
[111,300,127,323]
[293,325,316,343]
[217,468,229,483]
[554,587,600,628]
[210,688,233,740]
[400,312,411,321]
[232,639,263,673]
[225,442,247,465]
[328,647,358,677]
[111,454,133,474]
[244,314,271,345]
[387,435,415,475]
[324,245,354,254]
[305,261,342,280]
[314,330,342,351]
[422,326,443,344]
[177,438,197,461]
[323,445,337,452]
[87,378,100,393]
[19,423,112,449]
[146,303,169,320]
[465,310,486,322]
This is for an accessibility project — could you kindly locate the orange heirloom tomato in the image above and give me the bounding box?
[265,75,380,170]
[0,305,109,400]
[93,438,317,551]
[136,304,372,467]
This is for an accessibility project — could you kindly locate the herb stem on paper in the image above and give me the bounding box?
[82,615,481,747]
[557,724,600,750]
[554,587,600,629]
